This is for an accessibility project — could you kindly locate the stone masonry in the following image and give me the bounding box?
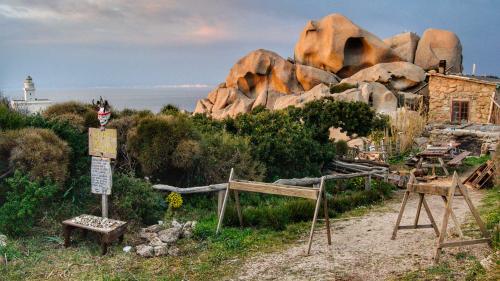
[428,73,498,124]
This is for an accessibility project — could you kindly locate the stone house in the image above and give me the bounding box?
[428,73,499,124]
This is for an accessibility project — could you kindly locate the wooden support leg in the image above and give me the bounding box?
[63,225,73,248]
[458,183,490,239]
[216,168,234,234]
[217,190,225,217]
[307,177,325,255]
[438,157,449,176]
[434,174,457,263]
[441,196,464,239]
[323,192,331,245]
[422,197,440,237]
[101,239,108,256]
[414,193,424,227]
[392,191,410,240]
[365,174,371,190]
[233,190,243,227]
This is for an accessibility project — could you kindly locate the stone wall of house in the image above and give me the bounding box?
[428,74,496,124]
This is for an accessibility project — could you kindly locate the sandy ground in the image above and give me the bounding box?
[234,187,492,281]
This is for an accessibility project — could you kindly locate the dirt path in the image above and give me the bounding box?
[234,188,491,281]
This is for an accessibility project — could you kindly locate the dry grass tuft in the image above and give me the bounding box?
[388,108,426,152]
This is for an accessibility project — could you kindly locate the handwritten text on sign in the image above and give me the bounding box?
[91,157,112,195]
[89,128,117,159]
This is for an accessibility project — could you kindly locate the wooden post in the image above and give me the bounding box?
[422,197,440,237]
[102,193,108,218]
[307,177,325,255]
[434,173,458,263]
[323,191,331,245]
[414,193,424,227]
[392,190,410,240]
[234,190,243,227]
[216,168,234,234]
[365,174,371,190]
[217,190,225,217]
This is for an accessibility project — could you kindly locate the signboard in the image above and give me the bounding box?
[91,157,112,195]
[89,128,117,159]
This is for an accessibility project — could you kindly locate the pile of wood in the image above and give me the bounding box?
[463,160,495,189]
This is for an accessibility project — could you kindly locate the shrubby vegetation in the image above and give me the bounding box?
[0,97,389,238]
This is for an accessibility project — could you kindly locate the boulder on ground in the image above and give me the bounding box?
[361,82,397,113]
[414,28,463,73]
[154,245,169,257]
[295,64,339,91]
[294,14,402,78]
[273,83,331,110]
[168,245,180,256]
[341,62,426,91]
[158,227,182,244]
[383,32,420,63]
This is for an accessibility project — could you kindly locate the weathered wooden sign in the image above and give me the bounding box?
[89,128,117,158]
[91,157,112,195]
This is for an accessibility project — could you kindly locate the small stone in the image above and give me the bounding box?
[149,237,167,247]
[139,231,158,242]
[136,244,154,258]
[182,229,193,239]
[171,219,182,229]
[168,246,180,256]
[145,224,162,233]
[158,228,182,244]
[154,245,169,257]
[183,221,192,229]
[123,246,132,253]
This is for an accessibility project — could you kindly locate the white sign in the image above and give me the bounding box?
[91,157,112,195]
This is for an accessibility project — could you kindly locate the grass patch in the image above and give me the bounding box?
[464,155,491,167]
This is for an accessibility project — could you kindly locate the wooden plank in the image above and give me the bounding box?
[434,173,458,263]
[229,180,319,200]
[447,151,471,166]
[62,220,126,234]
[88,128,117,159]
[216,169,234,234]
[422,196,440,237]
[440,238,490,248]
[398,224,434,229]
[391,190,410,240]
[408,183,451,197]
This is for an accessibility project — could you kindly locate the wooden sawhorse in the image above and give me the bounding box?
[216,169,331,255]
[392,172,490,263]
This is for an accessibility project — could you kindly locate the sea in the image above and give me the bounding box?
[2,86,212,113]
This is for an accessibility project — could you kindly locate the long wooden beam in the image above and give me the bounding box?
[229,180,319,200]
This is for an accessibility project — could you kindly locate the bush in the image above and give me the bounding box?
[126,115,200,184]
[0,172,58,236]
[335,140,349,157]
[43,101,99,128]
[225,109,334,180]
[47,113,85,132]
[1,128,71,186]
[160,104,181,115]
[107,115,141,173]
[110,173,165,225]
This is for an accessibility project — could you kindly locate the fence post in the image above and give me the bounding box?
[365,174,372,190]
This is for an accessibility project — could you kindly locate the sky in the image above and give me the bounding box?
[0,0,499,90]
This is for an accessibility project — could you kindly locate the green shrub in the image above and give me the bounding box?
[0,172,59,236]
[47,113,85,132]
[335,140,349,156]
[107,115,141,173]
[160,104,181,115]
[1,128,71,186]
[225,109,334,180]
[43,101,99,128]
[110,173,165,225]
[0,104,27,130]
[126,114,200,184]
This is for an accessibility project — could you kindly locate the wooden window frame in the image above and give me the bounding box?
[450,99,469,124]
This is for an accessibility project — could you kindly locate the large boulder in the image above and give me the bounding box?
[414,28,463,73]
[341,62,426,90]
[225,49,302,98]
[294,14,402,78]
[359,82,397,113]
[383,32,420,63]
[295,64,339,91]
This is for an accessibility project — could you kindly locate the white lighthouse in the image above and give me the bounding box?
[24,75,36,101]
[10,76,52,114]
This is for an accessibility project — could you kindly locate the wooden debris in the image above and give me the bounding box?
[447,151,471,166]
[463,160,495,189]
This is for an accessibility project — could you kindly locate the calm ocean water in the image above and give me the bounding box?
[3,87,211,113]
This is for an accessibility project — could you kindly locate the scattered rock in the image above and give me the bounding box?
[144,224,162,233]
[383,32,420,63]
[136,244,154,258]
[149,237,167,247]
[123,246,132,253]
[139,230,158,242]
[294,14,402,78]
[154,245,169,257]
[182,229,193,239]
[168,246,180,256]
[341,62,426,91]
[158,228,182,244]
[414,28,463,73]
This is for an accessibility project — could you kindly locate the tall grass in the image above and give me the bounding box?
[387,107,426,153]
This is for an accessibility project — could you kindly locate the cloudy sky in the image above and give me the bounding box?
[0,0,499,90]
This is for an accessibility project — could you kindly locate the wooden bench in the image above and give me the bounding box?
[392,172,490,263]
[216,169,330,255]
[63,215,127,255]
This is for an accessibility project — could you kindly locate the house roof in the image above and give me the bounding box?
[430,73,499,86]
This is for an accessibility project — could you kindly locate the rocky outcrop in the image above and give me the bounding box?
[414,28,463,73]
[294,14,402,78]
[341,62,426,90]
[383,32,420,63]
[194,13,463,118]
[295,64,339,91]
